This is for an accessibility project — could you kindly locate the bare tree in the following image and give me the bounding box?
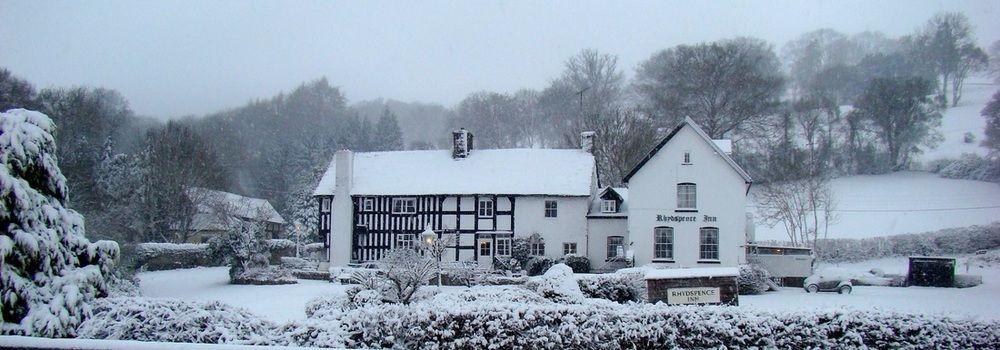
[538,49,625,147]
[377,248,436,304]
[582,108,660,185]
[756,176,838,249]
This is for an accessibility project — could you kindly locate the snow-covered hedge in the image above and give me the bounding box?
[930,153,1000,183]
[77,298,277,345]
[562,254,590,273]
[135,243,217,271]
[577,273,645,303]
[337,301,1000,349]
[524,264,584,303]
[232,266,297,285]
[737,264,770,295]
[815,222,1000,262]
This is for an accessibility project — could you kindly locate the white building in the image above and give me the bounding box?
[314,118,752,270]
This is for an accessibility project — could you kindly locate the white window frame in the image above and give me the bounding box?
[495,238,511,256]
[654,226,674,260]
[607,236,624,260]
[362,197,374,212]
[321,198,331,212]
[529,241,545,256]
[601,199,617,213]
[699,227,720,261]
[479,240,492,256]
[478,198,494,217]
[391,198,417,214]
[544,200,558,218]
[395,233,415,249]
[562,242,577,255]
[677,183,697,209]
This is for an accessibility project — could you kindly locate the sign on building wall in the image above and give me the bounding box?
[666,287,721,305]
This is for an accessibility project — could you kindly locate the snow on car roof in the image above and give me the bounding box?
[644,267,739,280]
[313,148,595,196]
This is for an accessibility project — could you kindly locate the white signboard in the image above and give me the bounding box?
[666,287,721,305]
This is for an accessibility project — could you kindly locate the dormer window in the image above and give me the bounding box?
[683,151,692,164]
[601,199,617,213]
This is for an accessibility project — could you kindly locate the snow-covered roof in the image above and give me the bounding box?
[185,187,286,227]
[588,187,629,218]
[644,267,739,280]
[623,117,752,184]
[313,149,595,196]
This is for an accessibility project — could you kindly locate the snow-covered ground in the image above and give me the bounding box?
[917,78,997,163]
[750,171,1000,241]
[138,267,349,322]
[140,259,1000,323]
[743,254,1000,321]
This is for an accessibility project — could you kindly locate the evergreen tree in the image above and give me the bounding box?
[0,109,118,337]
[373,108,404,151]
[849,77,942,170]
[983,91,1000,154]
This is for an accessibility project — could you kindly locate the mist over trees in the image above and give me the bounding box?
[0,11,994,250]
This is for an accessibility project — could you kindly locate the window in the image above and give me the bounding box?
[478,198,494,217]
[683,151,691,164]
[362,197,374,212]
[395,233,415,249]
[529,241,545,256]
[391,198,417,214]
[496,238,511,256]
[544,200,558,217]
[601,199,617,213]
[677,183,697,209]
[479,241,492,256]
[607,236,624,260]
[321,198,331,211]
[700,227,719,260]
[654,227,674,260]
[562,242,577,255]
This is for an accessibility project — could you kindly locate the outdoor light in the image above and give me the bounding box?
[422,225,436,246]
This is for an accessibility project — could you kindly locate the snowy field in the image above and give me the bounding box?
[917,77,996,163]
[750,171,1000,241]
[139,260,1000,322]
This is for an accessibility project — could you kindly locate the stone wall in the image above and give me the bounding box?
[646,276,739,306]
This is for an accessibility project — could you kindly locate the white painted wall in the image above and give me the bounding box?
[513,196,590,260]
[626,126,749,267]
[586,218,628,266]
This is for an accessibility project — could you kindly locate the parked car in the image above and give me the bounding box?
[803,269,853,294]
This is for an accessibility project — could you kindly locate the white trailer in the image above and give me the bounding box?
[746,244,815,287]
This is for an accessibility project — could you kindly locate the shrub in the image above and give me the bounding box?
[135,243,217,270]
[233,266,297,285]
[208,218,272,283]
[476,274,528,285]
[737,264,770,295]
[525,257,556,276]
[280,256,315,270]
[442,261,485,286]
[77,297,276,344]
[562,254,591,273]
[524,264,584,303]
[816,223,1000,262]
[936,153,1000,182]
[578,273,645,303]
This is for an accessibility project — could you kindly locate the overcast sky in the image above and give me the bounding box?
[2,1,998,119]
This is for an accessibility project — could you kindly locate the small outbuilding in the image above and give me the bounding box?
[645,267,739,306]
[746,244,815,287]
[907,256,956,287]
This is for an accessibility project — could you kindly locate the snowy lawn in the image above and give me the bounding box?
[139,267,350,322]
[743,255,1000,321]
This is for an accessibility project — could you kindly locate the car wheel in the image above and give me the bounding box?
[806,284,819,293]
[838,285,852,294]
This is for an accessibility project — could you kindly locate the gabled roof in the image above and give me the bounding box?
[186,187,286,226]
[588,187,629,218]
[622,117,752,184]
[313,148,596,196]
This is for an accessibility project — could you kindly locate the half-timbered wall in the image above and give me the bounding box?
[351,194,516,262]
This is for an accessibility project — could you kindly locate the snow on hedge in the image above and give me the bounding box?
[0,109,118,337]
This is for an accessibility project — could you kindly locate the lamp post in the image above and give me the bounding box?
[421,225,442,287]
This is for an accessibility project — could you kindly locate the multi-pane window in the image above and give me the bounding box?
[395,233,415,249]
[700,227,720,260]
[391,198,417,214]
[362,197,374,212]
[544,200,558,217]
[563,242,577,255]
[654,227,674,260]
[601,200,617,213]
[321,198,331,211]
[607,236,624,259]
[529,241,545,256]
[479,241,492,256]
[683,151,691,164]
[478,198,494,217]
[677,183,697,209]
[496,238,511,256]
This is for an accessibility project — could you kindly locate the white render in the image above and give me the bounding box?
[625,118,751,268]
[512,196,591,260]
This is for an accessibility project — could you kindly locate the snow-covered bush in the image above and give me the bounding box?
[737,264,770,295]
[561,254,590,273]
[525,263,584,303]
[336,302,1000,349]
[442,260,485,286]
[377,248,436,304]
[208,218,274,284]
[577,273,645,303]
[476,274,527,285]
[279,256,315,270]
[266,238,296,263]
[233,266,297,285]
[135,242,216,270]
[0,109,119,337]
[525,256,556,276]
[77,297,276,344]
[935,153,1000,182]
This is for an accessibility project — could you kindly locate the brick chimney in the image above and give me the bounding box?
[580,131,595,153]
[452,128,474,159]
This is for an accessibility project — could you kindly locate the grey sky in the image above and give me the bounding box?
[2,0,997,119]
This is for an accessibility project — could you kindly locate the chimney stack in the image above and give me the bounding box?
[580,131,595,153]
[329,149,354,266]
[452,128,474,159]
